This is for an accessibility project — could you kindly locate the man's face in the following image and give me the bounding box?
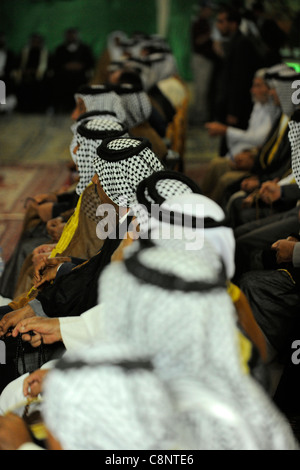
[216,12,231,37]
[251,77,270,104]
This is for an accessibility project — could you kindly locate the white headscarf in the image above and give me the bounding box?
[266,65,300,116]
[129,172,235,279]
[42,342,186,450]
[96,237,298,450]
[107,30,128,61]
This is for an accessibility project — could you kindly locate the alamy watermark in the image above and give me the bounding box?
[0,80,6,105]
[292,80,300,106]
[95,201,206,251]
[291,340,300,364]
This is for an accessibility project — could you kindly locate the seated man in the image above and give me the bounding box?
[0,136,164,392]
[12,114,129,299]
[1,202,297,450]
[236,111,300,371]
[202,65,299,206]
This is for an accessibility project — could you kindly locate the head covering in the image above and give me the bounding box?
[107,30,128,61]
[74,84,127,123]
[97,237,298,450]
[70,110,120,163]
[123,57,157,91]
[42,342,185,450]
[254,67,268,79]
[93,137,164,207]
[113,82,152,128]
[288,109,300,188]
[129,171,235,279]
[146,52,178,85]
[265,65,300,116]
[75,116,128,195]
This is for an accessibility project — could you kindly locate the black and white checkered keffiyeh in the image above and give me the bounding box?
[122,57,157,91]
[95,237,298,450]
[42,342,186,450]
[75,117,128,195]
[93,137,164,207]
[70,111,120,164]
[289,110,300,188]
[113,83,152,128]
[128,171,235,279]
[146,52,178,85]
[265,65,300,116]
[75,84,127,123]
[128,169,201,237]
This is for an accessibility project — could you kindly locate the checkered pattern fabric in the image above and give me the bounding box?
[75,85,127,123]
[43,342,184,450]
[75,117,128,195]
[289,111,300,188]
[93,137,164,207]
[114,84,152,127]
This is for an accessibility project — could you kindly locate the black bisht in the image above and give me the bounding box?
[36,219,130,318]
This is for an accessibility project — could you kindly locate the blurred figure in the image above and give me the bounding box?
[16,33,49,113]
[52,28,94,112]
[213,4,260,139]
[189,1,218,125]
[0,31,17,113]
[250,1,288,67]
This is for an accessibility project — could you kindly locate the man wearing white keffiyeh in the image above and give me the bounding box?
[0,177,267,407]
[41,343,187,450]
[93,233,298,450]
[234,111,300,422]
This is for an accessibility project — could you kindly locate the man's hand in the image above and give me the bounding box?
[205,122,228,137]
[23,368,51,397]
[0,305,36,338]
[241,191,257,209]
[271,239,297,264]
[32,243,57,257]
[0,414,33,450]
[226,114,238,126]
[13,316,62,347]
[36,202,55,223]
[34,193,57,205]
[33,256,71,288]
[32,244,56,268]
[240,176,260,193]
[259,180,281,205]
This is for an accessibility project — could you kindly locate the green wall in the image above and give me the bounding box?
[0,0,199,80]
[3,0,298,81]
